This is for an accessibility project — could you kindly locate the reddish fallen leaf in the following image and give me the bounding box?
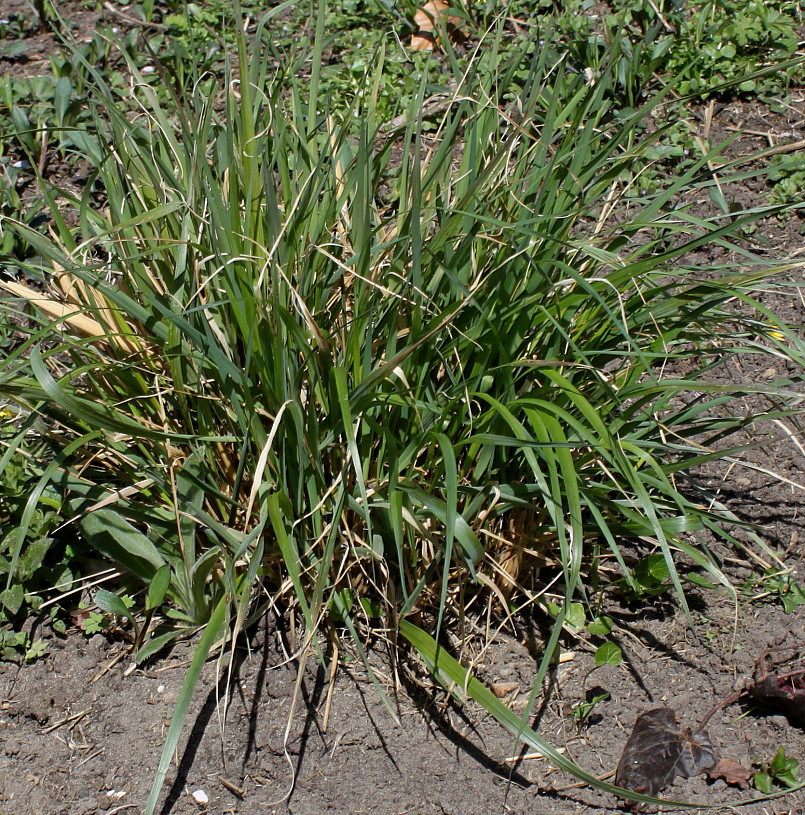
[615,708,717,796]
[749,647,805,727]
[410,0,466,52]
[707,757,753,789]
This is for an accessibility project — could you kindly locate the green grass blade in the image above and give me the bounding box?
[143,594,229,815]
[399,618,696,809]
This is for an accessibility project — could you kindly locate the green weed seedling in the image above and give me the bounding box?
[91,571,171,655]
[546,603,623,729]
[768,153,805,212]
[544,604,624,667]
[554,0,805,98]
[753,746,800,794]
[76,592,137,639]
[614,553,673,600]
[571,688,611,730]
[0,434,69,662]
[0,629,47,662]
[743,568,805,613]
[78,608,109,636]
[572,633,622,731]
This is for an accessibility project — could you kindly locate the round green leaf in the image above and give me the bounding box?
[595,641,623,667]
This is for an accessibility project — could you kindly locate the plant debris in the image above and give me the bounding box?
[409,0,466,51]
[750,647,805,727]
[707,757,754,789]
[700,646,805,732]
[615,708,717,797]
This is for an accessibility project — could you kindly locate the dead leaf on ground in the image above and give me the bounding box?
[615,708,717,797]
[410,0,466,52]
[707,757,753,789]
[750,647,805,727]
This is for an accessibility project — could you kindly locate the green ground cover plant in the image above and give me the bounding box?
[0,414,70,660]
[3,0,805,207]
[1,0,805,810]
[551,0,804,95]
[753,745,801,793]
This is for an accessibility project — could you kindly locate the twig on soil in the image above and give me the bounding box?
[321,633,339,732]
[771,418,805,462]
[731,138,805,164]
[721,125,783,144]
[699,688,744,730]
[783,529,799,559]
[218,776,245,797]
[76,747,104,767]
[151,659,194,673]
[722,457,805,495]
[39,568,120,611]
[703,99,716,140]
[91,650,126,682]
[41,707,92,733]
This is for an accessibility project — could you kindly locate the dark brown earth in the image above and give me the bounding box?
[2,4,805,814]
[2,584,805,815]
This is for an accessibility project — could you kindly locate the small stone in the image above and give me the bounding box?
[491,681,519,698]
[191,788,209,805]
[4,738,21,756]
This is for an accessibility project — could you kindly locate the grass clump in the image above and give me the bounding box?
[1,7,805,810]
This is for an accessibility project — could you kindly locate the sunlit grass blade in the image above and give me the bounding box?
[143,593,229,815]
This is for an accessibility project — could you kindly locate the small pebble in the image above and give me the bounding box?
[157,684,165,693]
[191,788,209,805]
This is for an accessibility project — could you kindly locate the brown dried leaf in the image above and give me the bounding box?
[615,708,717,796]
[707,757,753,789]
[410,0,465,52]
[409,32,437,52]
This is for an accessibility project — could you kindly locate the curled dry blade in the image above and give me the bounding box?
[615,708,717,797]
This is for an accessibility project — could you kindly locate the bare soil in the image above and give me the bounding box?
[2,5,805,814]
[1,581,805,815]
